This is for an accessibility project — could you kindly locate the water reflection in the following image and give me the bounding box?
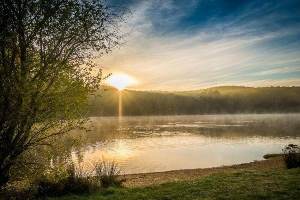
[118,91,122,122]
[66,114,300,174]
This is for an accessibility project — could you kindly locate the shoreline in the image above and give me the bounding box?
[121,157,285,187]
[89,112,300,118]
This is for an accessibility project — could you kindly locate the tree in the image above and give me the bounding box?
[0,0,123,188]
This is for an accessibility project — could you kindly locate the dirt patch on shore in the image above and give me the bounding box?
[121,157,285,187]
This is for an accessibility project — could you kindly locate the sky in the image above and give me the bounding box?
[99,0,300,91]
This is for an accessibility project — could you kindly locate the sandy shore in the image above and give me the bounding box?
[122,157,285,187]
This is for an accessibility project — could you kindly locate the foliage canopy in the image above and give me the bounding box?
[0,0,123,188]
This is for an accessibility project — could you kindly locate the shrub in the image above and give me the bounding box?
[94,160,125,188]
[282,144,300,169]
[35,161,124,197]
[36,163,97,197]
[0,184,36,200]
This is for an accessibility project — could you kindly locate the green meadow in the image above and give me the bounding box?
[52,168,300,200]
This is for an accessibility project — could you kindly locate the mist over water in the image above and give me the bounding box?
[67,114,300,174]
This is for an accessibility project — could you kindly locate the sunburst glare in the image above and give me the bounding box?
[106,73,137,91]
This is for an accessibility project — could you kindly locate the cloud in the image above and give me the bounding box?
[99,0,300,90]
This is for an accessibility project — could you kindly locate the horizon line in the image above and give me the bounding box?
[102,84,300,92]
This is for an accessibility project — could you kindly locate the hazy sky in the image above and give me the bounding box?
[99,0,300,91]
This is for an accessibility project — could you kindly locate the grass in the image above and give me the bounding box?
[50,168,300,200]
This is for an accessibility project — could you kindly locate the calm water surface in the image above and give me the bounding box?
[68,114,300,174]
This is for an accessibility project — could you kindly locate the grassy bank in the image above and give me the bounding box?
[51,168,300,200]
[122,157,285,187]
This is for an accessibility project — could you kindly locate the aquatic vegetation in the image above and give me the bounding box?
[94,160,125,188]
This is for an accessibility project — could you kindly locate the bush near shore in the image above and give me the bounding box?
[1,161,124,199]
[264,144,300,168]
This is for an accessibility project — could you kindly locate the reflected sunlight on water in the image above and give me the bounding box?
[67,114,300,174]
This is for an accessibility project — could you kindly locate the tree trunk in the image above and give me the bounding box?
[0,165,10,189]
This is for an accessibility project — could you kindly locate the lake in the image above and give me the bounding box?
[67,114,300,174]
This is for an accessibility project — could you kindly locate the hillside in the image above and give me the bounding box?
[88,86,300,116]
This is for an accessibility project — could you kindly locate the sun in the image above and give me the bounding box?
[106,73,136,90]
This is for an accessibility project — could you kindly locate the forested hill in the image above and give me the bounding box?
[88,86,300,116]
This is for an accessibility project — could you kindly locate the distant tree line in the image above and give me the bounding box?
[88,86,300,116]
